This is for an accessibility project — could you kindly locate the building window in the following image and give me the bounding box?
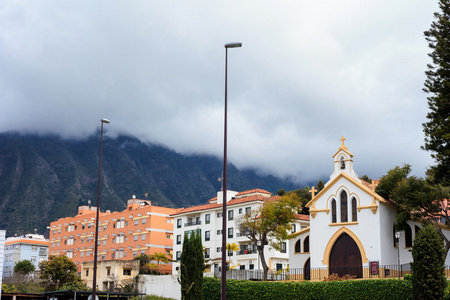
[331,199,337,223]
[205,231,210,241]
[176,251,181,261]
[134,220,139,225]
[141,234,146,240]
[295,240,301,253]
[340,190,348,222]
[304,236,310,253]
[133,251,138,257]
[142,218,147,224]
[205,214,210,224]
[228,210,234,221]
[166,234,171,239]
[249,264,254,270]
[281,242,286,253]
[123,269,132,276]
[107,267,111,276]
[217,212,222,218]
[245,207,251,215]
[217,230,222,235]
[177,235,181,245]
[86,269,89,276]
[134,235,138,241]
[405,224,413,248]
[292,224,296,233]
[228,228,233,238]
[204,248,210,259]
[352,197,357,222]
[177,219,182,228]
[217,247,222,252]
[239,208,243,214]
[32,246,37,251]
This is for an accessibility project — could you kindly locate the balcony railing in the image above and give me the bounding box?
[236,249,256,255]
[184,221,202,227]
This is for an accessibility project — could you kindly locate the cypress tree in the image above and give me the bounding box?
[179,230,203,300]
[423,0,450,185]
[411,224,446,299]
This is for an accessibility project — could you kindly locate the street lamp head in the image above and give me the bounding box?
[101,118,110,124]
[225,42,242,48]
[395,231,401,239]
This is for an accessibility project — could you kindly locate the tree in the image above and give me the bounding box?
[225,242,239,269]
[149,252,170,274]
[360,175,372,184]
[14,260,35,277]
[39,255,80,291]
[235,193,301,280]
[376,164,450,257]
[179,230,203,300]
[412,224,446,299]
[316,180,325,192]
[423,0,450,186]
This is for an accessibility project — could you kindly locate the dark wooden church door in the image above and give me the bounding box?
[329,232,362,278]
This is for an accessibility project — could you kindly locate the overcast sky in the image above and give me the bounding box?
[0,1,439,185]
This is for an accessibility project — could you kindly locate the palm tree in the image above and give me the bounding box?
[149,252,170,274]
[226,242,239,269]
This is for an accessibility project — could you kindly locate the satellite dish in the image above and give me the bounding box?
[88,295,99,300]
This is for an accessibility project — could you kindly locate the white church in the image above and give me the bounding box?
[288,138,450,279]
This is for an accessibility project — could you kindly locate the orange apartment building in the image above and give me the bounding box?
[49,198,180,274]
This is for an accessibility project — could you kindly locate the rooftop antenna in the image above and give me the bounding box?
[218,171,223,191]
[88,199,91,209]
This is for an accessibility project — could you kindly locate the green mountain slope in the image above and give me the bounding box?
[0,133,298,236]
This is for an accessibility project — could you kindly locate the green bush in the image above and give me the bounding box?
[203,277,413,300]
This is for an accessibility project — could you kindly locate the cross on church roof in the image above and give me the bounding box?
[340,136,346,146]
[309,186,317,198]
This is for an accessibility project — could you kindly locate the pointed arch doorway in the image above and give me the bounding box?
[329,232,363,278]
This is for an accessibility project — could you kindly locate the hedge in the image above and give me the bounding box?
[203,277,413,300]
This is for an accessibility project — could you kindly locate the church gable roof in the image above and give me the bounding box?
[306,172,387,209]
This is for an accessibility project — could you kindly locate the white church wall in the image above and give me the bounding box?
[288,230,310,269]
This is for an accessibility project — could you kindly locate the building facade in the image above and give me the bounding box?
[49,198,180,274]
[81,259,140,290]
[171,189,309,274]
[0,230,5,298]
[2,234,49,279]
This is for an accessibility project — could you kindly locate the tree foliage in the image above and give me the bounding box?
[376,164,450,256]
[423,0,450,185]
[179,230,203,300]
[149,252,170,274]
[235,193,301,280]
[411,224,446,299]
[39,255,80,291]
[14,260,35,276]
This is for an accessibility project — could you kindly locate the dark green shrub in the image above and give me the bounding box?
[412,224,446,299]
[203,277,412,300]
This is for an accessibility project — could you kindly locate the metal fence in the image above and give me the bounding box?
[213,263,433,281]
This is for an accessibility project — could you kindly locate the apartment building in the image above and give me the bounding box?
[49,198,180,274]
[0,230,5,287]
[3,234,49,279]
[171,189,310,274]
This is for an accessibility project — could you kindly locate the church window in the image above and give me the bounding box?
[331,199,337,223]
[351,197,357,222]
[295,239,301,253]
[393,224,397,247]
[405,224,413,248]
[304,236,310,253]
[340,191,348,222]
[340,156,345,170]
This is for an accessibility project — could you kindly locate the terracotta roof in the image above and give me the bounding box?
[236,189,271,197]
[171,194,274,216]
[294,214,310,221]
[6,239,49,246]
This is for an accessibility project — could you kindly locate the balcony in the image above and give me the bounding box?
[237,249,256,255]
[184,221,202,227]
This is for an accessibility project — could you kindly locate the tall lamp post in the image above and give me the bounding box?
[395,231,401,278]
[92,118,110,299]
[221,42,242,300]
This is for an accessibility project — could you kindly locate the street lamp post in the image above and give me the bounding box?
[395,231,401,279]
[221,42,242,300]
[92,118,110,299]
